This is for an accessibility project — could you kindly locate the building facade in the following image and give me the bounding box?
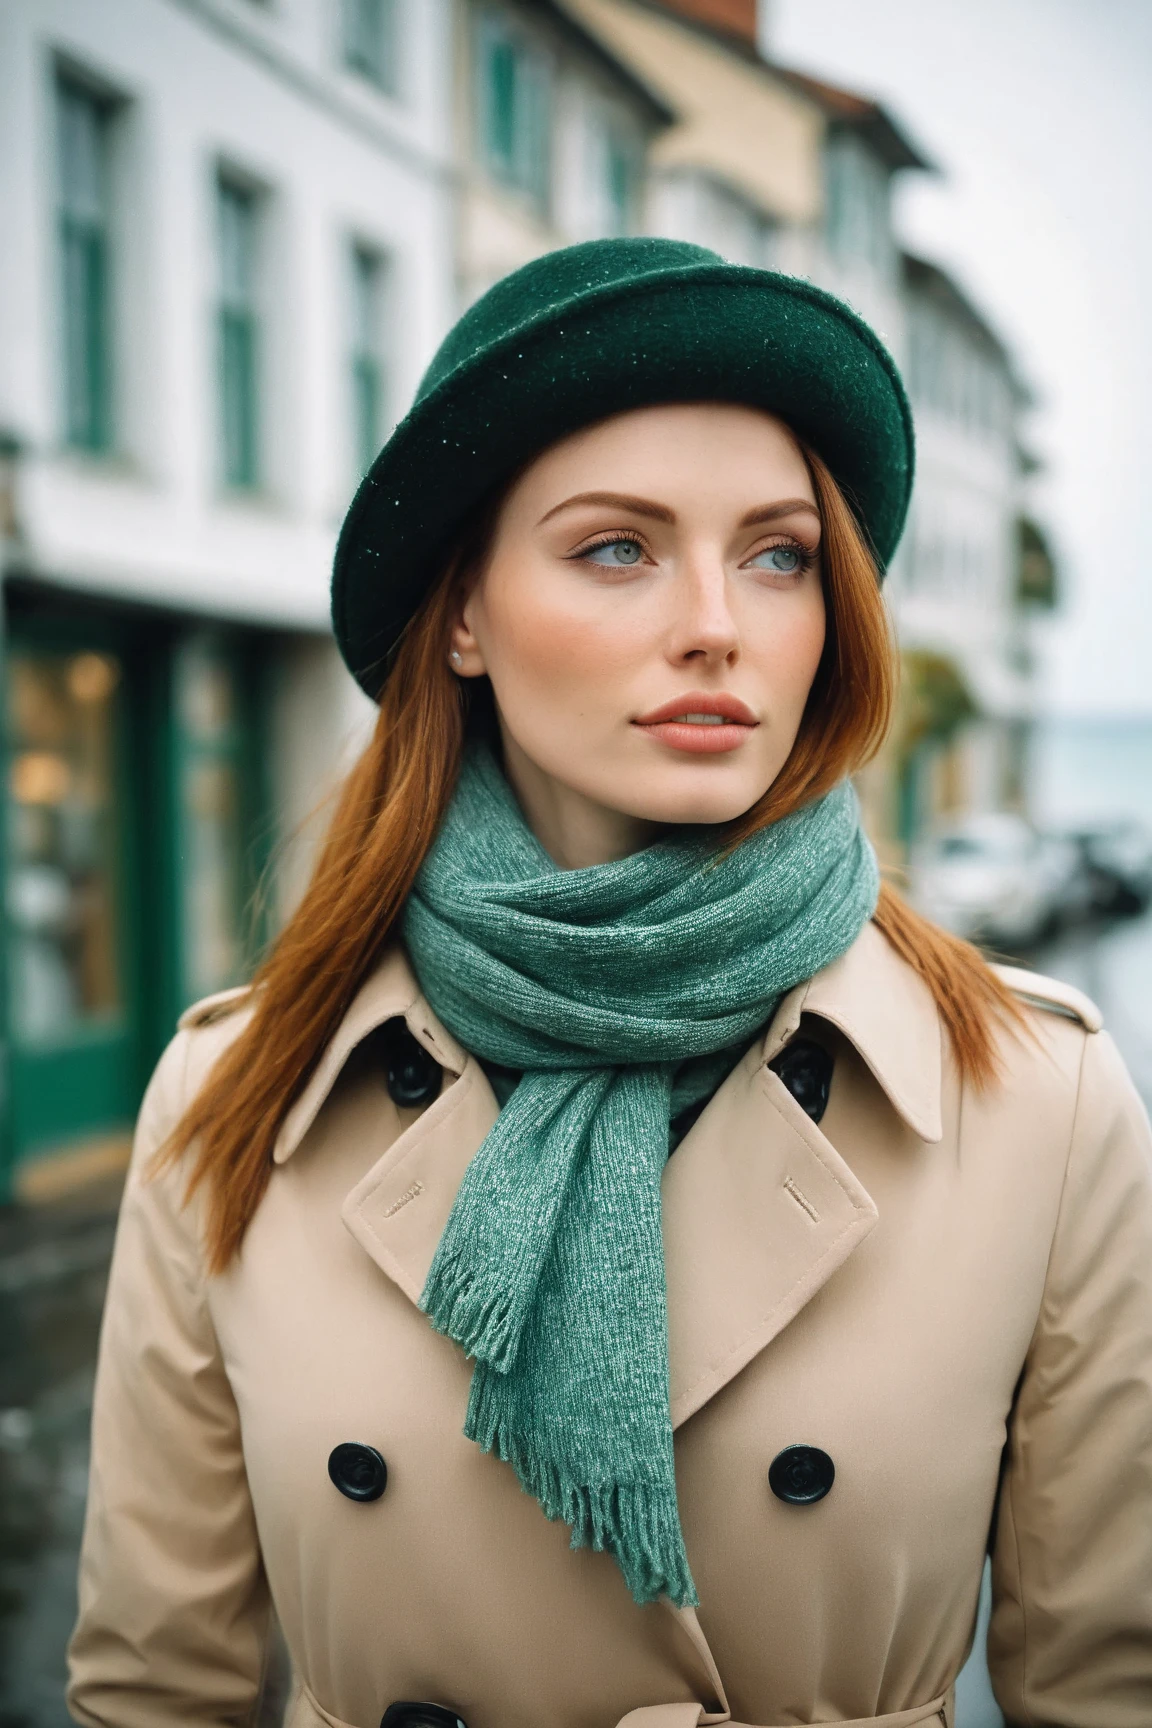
[453,0,672,309]
[0,0,456,1196]
[892,253,1036,842]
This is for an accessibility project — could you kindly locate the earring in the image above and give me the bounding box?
[450,650,463,667]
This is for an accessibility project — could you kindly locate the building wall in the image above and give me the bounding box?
[0,0,457,1186]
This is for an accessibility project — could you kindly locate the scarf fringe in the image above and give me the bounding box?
[467,1372,699,1609]
[420,1242,523,1373]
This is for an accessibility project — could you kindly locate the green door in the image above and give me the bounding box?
[2,609,272,1192]
[5,636,140,1159]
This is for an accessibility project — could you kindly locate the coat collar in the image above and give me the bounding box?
[280,925,943,1427]
[767,919,944,1145]
[274,918,942,1166]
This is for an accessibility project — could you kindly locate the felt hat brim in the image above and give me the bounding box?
[332,247,914,698]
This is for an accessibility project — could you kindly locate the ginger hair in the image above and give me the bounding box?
[160,443,1023,1270]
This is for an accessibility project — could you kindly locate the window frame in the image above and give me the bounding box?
[341,0,400,96]
[475,9,553,214]
[56,72,118,454]
[215,170,263,493]
[348,239,390,477]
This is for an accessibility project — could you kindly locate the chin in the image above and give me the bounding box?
[620,767,771,829]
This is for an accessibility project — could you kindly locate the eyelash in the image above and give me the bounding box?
[570,531,650,561]
[569,531,819,571]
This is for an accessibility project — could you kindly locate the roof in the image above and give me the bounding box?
[772,66,934,171]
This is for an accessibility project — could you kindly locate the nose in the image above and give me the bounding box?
[665,549,740,668]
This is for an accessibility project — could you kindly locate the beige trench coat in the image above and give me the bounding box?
[67,923,1152,1728]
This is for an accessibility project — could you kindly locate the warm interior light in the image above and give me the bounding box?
[11,751,71,806]
[67,653,120,704]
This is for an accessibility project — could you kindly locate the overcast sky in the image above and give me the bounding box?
[767,0,1152,718]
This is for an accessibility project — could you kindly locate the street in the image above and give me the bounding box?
[1,906,1150,1726]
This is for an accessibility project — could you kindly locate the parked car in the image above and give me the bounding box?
[1067,822,1152,917]
[909,813,1071,951]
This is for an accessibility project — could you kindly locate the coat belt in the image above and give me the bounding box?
[615,1695,951,1728]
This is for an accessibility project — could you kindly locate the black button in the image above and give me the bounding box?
[328,1442,388,1502]
[769,1444,835,1504]
[370,1018,442,1109]
[768,1038,833,1123]
[381,1706,468,1728]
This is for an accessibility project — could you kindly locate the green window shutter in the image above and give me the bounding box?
[349,242,386,473]
[57,79,114,452]
[217,178,260,489]
[484,30,518,173]
[604,129,637,238]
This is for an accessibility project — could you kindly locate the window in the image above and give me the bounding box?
[57,77,116,452]
[349,243,388,474]
[824,134,891,273]
[477,12,551,209]
[216,175,261,490]
[342,0,398,93]
[603,125,638,238]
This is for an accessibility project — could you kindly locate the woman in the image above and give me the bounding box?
[68,240,1152,1728]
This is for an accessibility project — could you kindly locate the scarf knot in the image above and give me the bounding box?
[404,746,878,1606]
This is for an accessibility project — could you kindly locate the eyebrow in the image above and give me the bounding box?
[536,491,822,530]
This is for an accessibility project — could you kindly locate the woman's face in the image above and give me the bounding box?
[451,403,827,866]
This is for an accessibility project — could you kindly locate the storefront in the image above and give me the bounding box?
[1,586,273,1198]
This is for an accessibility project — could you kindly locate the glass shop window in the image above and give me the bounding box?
[349,242,389,475]
[477,11,552,211]
[6,650,123,1044]
[216,173,262,490]
[57,76,117,452]
[173,635,249,1005]
[343,0,399,93]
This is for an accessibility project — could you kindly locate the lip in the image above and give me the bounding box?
[634,692,758,726]
[632,691,759,756]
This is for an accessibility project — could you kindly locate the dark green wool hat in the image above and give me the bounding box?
[332,237,914,698]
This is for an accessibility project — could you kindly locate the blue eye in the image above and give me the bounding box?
[584,538,643,567]
[751,545,804,574]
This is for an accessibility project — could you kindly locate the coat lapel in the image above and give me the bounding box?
[663,1045,877,1428]
[341,1056,498,1304]
[296,924,942,1427]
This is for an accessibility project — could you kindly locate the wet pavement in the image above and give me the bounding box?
[1,907,1149,1727]
[0,1181,119,1728]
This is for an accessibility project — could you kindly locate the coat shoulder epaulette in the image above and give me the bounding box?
[177,984,254,1031]
[990,964,1103,1032]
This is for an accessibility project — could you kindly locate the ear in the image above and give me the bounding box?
[448,590,487,678]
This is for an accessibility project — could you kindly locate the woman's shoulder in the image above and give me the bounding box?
[988,962,1103,1036]
[129,985,257,1174]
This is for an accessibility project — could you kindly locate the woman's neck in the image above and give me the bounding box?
[500,730,663,869]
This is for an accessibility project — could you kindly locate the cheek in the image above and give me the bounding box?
[478,570,640,701]
[745,587,827,705]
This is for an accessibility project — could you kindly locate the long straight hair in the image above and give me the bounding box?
[162,444,1022,1270]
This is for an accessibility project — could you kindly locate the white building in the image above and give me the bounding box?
[894,252,1035,832]
[0,0,456,1192]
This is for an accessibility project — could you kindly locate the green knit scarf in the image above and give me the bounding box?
[403,746,878,1607]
